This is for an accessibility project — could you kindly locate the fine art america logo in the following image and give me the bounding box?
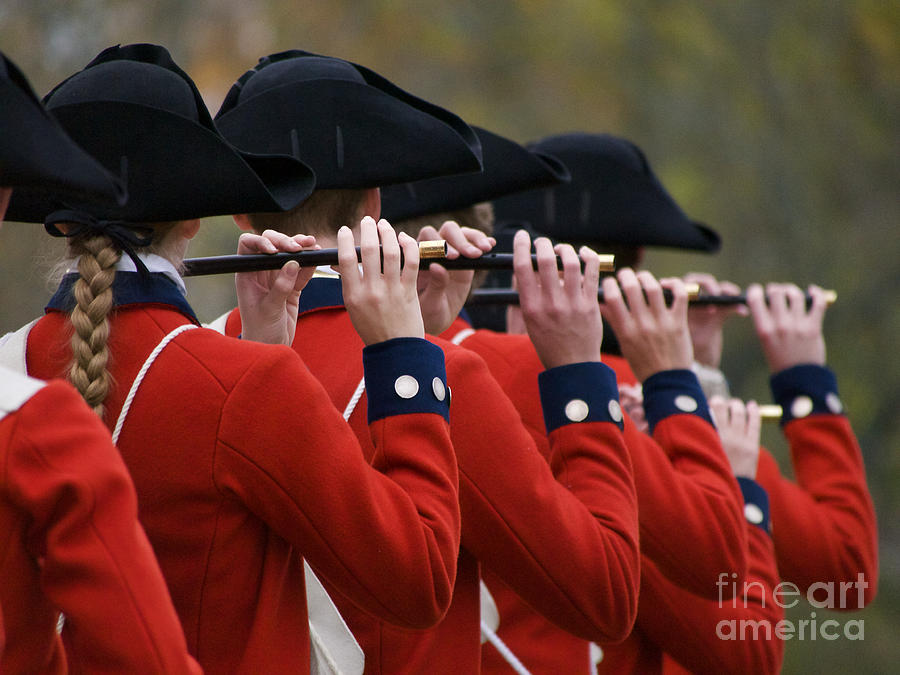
[715,573,868,641]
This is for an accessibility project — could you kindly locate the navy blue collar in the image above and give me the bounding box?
[298,276,345,315]
[46,271,200,324]
[299,277,479,330]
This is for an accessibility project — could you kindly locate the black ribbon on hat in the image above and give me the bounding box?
[44,210,155,278]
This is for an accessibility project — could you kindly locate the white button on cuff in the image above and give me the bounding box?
[565,399,589,422]
[790,395,814,419]
[394,375,419,399]
[674,395,698,413]
[826,392,843,414]
[744,503,764,525]
[608,400,623,423]
[432,377,446,402]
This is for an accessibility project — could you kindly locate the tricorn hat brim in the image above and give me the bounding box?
[215,50,483,189]
[380,126,570,223]
[7,44,315,223]
[492,132,721,253]
[0,52,125,213]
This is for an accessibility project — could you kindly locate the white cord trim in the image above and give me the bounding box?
[342,377,366,422]
[589,641,604,674]
[449,327,476,345]
[112,324,199,444]
[481,620,532,675]
[309,621,342,674]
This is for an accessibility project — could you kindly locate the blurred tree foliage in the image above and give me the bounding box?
[1,1,897,671]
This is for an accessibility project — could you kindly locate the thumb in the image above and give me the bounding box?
[421,263,450,292]
[265,261,301,309]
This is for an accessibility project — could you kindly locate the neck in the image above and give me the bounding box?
[315,233,339,248]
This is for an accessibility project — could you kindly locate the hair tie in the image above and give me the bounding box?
[45,211,155,278]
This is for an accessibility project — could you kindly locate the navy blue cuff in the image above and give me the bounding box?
[770,364,843,426]
[642,369,714,435]
[737,477,771,533]
[538,362,624,434]
[363,337,450,424]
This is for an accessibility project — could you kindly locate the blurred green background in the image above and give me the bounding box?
[1,2,897,671]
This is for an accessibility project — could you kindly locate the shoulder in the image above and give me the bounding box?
[0,366,46,419]
[155,326,311,392]
[426,334,488,373]
[3,377,124,471]
[467,329,538,366]
[441,329,544,389]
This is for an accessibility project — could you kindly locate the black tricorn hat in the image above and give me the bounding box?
[492,132,721,252]
[7,43,315,223]
[0,50,125,210]
[215,50,483,190]
[379,126,570,223]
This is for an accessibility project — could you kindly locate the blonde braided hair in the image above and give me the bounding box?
[67,233,120,416]
[63,222,181,417]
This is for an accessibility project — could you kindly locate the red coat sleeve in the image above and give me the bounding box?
[640,523,784,675]
[465,333,747,599]
[212,340,461,629]
[640,411,747,597]
[443,346,641,643]
[5,380,200,675]
[758,365,878,607]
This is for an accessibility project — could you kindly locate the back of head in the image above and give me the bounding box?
[394,203,495,240]
[57,222,181,417]
[248,188,368,239]
[27,43,314,416]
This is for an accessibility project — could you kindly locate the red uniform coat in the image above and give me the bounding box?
[616,523,784,675]
[26,271,461,674]
[758,412,877,607]
[439,319,753,674]
[223,277,641,674]
[456,314,873,673]
[0,370,200,674]
[655,365,876,674]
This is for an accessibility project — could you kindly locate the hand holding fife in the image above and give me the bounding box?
[709,397,761,479]
[746,283,827,373]
[339,216,425,345]
[235,228,319,345]
[685,272,746,369]
[600,268,694,382]
[513,229,604,370]
[416,220,495,335]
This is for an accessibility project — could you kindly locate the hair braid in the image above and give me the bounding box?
[68,234,120,416]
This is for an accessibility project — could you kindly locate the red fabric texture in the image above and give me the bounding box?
[439,321,761,675]
[226,304,640,674]
[0,378,200,674]
[447,314,874,674]
[27,306,460,674]
[757,417,877,607]
[628,526,784,675]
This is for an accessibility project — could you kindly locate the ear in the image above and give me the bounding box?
[361,187,381,221]
[180,219,202,240]
[232,213,254,232]
[634,246,645,269]
[0,187,11,225]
